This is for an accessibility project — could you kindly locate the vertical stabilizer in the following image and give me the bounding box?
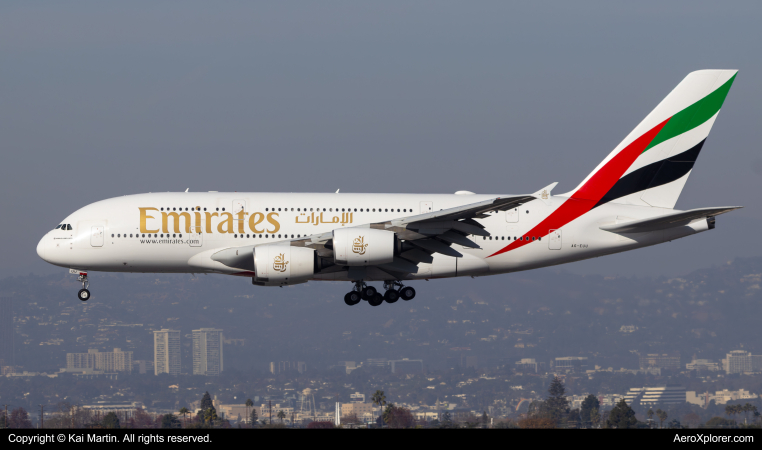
[563,70,737,209]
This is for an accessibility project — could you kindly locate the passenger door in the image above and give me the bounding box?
[90,226,104,247]
[420,201,433,214]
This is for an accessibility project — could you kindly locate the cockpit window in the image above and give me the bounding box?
[66,224,72,230]
[55,225,62,229]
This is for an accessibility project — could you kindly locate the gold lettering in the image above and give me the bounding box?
[266,212,280,233]
[194,212,202,233]
[236,210,248,234]
[139,207,160,233]
[217,212,234,234]
[204,212,218,234]
[248,212,265,233]
[162,212,192,233]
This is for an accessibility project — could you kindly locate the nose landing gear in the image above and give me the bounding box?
[76,272,90,301]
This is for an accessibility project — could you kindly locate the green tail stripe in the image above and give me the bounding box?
[643,73,736,153]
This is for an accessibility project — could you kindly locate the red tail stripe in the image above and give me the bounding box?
[488,117,670,258]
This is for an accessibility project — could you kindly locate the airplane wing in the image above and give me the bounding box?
[210,186,552,277]
[600,206,742,233]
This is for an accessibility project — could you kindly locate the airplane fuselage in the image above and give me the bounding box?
[36,191,708,281]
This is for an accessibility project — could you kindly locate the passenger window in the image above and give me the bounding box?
[111,234,114,237]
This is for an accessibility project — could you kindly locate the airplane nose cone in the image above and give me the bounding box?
[36,236,47,261]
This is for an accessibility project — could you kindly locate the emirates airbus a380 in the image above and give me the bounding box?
[37,70,741,306]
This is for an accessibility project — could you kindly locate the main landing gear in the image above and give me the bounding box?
[343,281,415,307]
[76,272,91,301]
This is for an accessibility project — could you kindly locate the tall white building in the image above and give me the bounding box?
[154,329,181,376]
[193,328,223,376]
[722,350,762,374]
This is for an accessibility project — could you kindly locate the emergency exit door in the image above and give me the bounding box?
[548,229,562,250]
[505,207,519,223]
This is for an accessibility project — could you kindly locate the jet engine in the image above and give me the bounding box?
[332,228,396,266]
[253,245,316,286]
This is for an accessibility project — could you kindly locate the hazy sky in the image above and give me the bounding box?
[2,1,760,278]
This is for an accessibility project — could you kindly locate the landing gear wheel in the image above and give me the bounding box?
[400,286,415,301]
[78,289,91,301]
[368,293,384,306]
[384,289,400,303]
[345,291,362,306]
[361,286,377,300]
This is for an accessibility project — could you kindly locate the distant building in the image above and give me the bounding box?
[0,297,14,368]
[463,356,478,369]
[154,329,181,376]
[349,392,365,403]
[192,328,223,376]
[685,359,720,372]
[638,353,681,371]
[66,348,133,373]
[722,350,762,374]
[623,386,686,406]
[366,358,389,368]
[332,361,360,374]
[133,360,154,375]
[553,357,588,373]
[515,358,545,374]
[390,358,423,374]
[269,361,306,374]
[341,402,377,422]
[687,389,758,407]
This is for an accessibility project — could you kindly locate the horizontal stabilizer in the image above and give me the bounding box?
[600,206,742,233]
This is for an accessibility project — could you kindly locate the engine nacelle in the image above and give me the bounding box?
[333,228,396,266]
[253,245,315,286]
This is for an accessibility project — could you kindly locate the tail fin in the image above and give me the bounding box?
[564,70,737,209]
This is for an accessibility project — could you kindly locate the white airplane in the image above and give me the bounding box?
[37,70,741,306]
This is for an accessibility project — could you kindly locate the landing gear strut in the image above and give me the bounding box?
[344,281,384,306]
[344,281,415,306]
[77,272,91,301]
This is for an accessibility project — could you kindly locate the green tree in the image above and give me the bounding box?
[481,411,489,428]
[372,390,387,426]
[102,412,120,429]
[382,403,395,425]
[544,376,569,424]
[606,399,637,429]
[160,414,181,429]
[178,407,189,428]
[250,407,258,427]
[566,409,581,429]
[203,407,218,428]
[277,410,286,424]
[580,394,600,427]
[441,411,452,429]
[647,408,655,428]
[656,409,668,428]
[200,392,214,412]
[590,407,601,428]
[245,399,253,427]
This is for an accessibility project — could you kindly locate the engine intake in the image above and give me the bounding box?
[333,228,396,266]
[253,245,315,286]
